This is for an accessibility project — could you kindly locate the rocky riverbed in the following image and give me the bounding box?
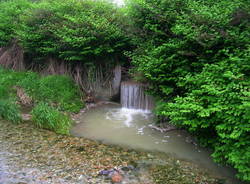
[0,120,224,184]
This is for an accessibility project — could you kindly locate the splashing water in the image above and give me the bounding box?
[121,82,154,110]
[71,104,240,184]
[106,108,151,127]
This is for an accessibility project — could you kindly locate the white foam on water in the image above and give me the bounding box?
[121,82,154,110]
[137,126,146,135]
[71,104,240,184]
[106,107,151,127]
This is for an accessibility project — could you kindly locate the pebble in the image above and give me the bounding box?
[111,172,123,183]
[0,120,225,184]
[121,165,134,172]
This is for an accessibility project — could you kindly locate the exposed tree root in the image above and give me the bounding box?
[0,42,24,71]
[0,43,122,101]
[41,58,72,76]
[71,63,120,100]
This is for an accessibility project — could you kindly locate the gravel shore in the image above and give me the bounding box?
[0,120,222,184]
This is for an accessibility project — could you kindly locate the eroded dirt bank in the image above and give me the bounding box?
[0,120,223,184]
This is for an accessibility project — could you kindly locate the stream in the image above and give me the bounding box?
[0,82,243,184]
[71,104,241,184]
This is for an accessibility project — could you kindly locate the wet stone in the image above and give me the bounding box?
[121,165,134,172]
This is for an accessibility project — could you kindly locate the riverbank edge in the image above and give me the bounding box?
[1,104,226,184]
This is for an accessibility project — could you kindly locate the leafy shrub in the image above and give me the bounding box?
[0,0,32,46]
[0,68,31,100]
[0,86,9,99]
[31,102,72,135]
[127,0,250,181]
[17,71,40,96]
[0,68,83,113]
[0,68,79,133]
[0,99,22,123]
[127,0,249,98]
[0,69,27,89]
[16,0,131,65]
[159,59,250,180]
[36,75,83,112]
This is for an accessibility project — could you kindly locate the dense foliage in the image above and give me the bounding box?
[0,68,83,113]
[35,75,83,112]
[0,67,28,90]
[31,102,72,135]
[0,67,26,123]
[162,61,250,180]
[0,0,32,46]
[0,67,82,133]
[126,0,250,181]
[0,0,131,67]
[0,99,22,123]
[0,0,249,181]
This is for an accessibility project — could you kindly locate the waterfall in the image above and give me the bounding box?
[121,81,154,110]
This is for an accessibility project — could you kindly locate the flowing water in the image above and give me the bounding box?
[71,82,242,184]
[71,104,241,184]
[121,82,154,110]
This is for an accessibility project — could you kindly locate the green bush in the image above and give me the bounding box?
[0,69,28,89]
[0,68,23,124]
[159,59,250,180]
[0,68,83,113]
[0,86,9,99]
[126,0,250,181]
[0,99,22,123]
[0,0,132,68]
[36,75,83,112]
[127,0,249,98]
[0,67,80,134]
[0,68,31,100]
[17,71,40,95]
[31,102,72,135]
[0,0,32,46]
[16,0,131,65]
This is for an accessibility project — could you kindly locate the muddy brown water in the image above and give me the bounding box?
[71,104,243,184]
